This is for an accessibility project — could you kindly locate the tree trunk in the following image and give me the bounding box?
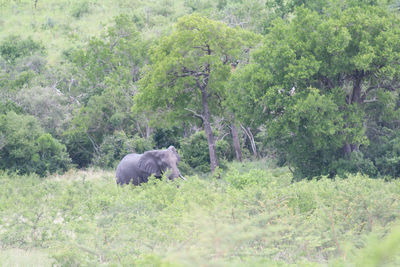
[343,143,352,159]
[351,72,363,104]
[230,115,242,162]
[344,71,364,158]
[200,87,219,173]
[240,124,257,159]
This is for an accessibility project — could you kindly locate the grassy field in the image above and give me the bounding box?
[1,161,399,266]
[0,0,185,64]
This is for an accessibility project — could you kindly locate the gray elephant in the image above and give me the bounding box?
[116,146,186,185]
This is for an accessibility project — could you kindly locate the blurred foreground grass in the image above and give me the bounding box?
[0,161,399,266]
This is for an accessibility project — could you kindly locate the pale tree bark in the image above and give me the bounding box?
[230,115,242,162]
[200,86,219,173]
[183,63,219,173]
[229,65,242,162]
[240,124,257,159]
[175,43,223,173]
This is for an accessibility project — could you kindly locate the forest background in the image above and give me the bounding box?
[1,0,400,179]
[1,0,400,266]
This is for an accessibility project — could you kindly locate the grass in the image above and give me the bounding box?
[0,248,54,267]
[1,161,400,266]
[0,0,186,65]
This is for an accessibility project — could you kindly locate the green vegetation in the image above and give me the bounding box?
[1,164,399,266]
[0,112,71,176]
[1,0,400,178]
[1,1,400,264]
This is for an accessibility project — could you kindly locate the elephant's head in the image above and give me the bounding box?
[138,146,186,181]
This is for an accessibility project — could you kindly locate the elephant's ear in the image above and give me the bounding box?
[138,151,162,176]
[168,145,181,163]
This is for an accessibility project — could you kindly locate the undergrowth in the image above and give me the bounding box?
[0,161,399,266]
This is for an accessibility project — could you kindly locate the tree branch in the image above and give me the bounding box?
[193,46,212,53]
[363,98,378,103]
[184,108,204,121]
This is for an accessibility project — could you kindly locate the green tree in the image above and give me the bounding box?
[180,131,230,172]
[136,14,257,173]
[65,15,147,167]
[0,35,44,64]
[153,126,183,149]
[93,131,154,168]
[70,14,145,103]
[236,4,400,178]
[0,35,46,105]
[0,112,71,176]
[264,0,393,29]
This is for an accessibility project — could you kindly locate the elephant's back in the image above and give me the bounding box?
[116,153,141,184]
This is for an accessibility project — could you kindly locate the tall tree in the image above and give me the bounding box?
[136,14,258,173]
[235,4,400,178]
[65,15,147,166]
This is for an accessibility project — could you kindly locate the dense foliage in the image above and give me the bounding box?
[229,2,400,178]
[0,112,71,176]
[1,0,400,176]
[1,163,399,265]
[2,1,400,266]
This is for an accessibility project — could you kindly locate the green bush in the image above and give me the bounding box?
[0,101,24,115]
[267,89,366,180]
[331,151,377,178]
[0,35,44,63]
[12,70,36,89]
[365,129,400,178]
[153,126,182,149]
[0,167,399,266]
[0,112,71,176]
[63,129,94,168]
[71,1,90,19]
[180,131,229,173]
[36,134,71,174]
[94,132,154,168]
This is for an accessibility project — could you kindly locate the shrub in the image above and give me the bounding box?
[1,168,399,266]
[180,131,229,173]
[36,134,71,175]
[93,132,154,168]
[15,54,47,74]
[331,151,377,178]
[153,126,182,149]
[0,112,71,176]
[71,1,90,19]
[0,35,44,63]
[267,88,366,180]
[16,86,72,136]
[41,17,56,30]
[0,101,24,115]
[365,128,400,178]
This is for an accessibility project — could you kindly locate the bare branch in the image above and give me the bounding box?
[0,134,6,150]
[184,108,204,121]
[218,132,229,141]
[109,31,130,51]
[240,124,258,158]
[193,46,212,53]
[194,76,204,91]
[363,98,378,103]
[86,133,100,156]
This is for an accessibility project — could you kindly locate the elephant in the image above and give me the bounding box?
[116,146,186,185]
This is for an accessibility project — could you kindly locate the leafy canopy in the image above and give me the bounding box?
[234,4,400,178]
[0,112,71,176]
[136,13,259,122]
